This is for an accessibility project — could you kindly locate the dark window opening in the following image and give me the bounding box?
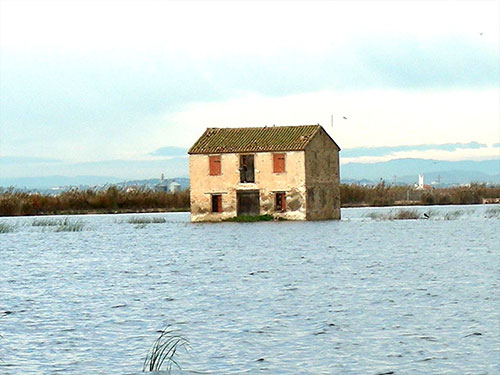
[273,153,286,173]
[275,192,286,212]
[239,155,255,183]
[212,194,222,213]
[209,155,221,176]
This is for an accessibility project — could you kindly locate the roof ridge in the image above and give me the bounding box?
[301,125,322,149]
[188,124,328,154]
[206,124,320,130]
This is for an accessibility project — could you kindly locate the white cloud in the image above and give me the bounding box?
[341,146,500,165]
[151,88,499,154]
[1,0,498,55]
[2,87,497,164]
[1,0,498,171]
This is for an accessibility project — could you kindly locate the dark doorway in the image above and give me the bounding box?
[237,190,260,216]
[239,155,255,183]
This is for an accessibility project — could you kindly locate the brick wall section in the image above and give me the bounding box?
[189,151,307,222]
[304,128,341,220]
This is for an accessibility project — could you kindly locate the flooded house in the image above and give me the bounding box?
[188,124,341,222]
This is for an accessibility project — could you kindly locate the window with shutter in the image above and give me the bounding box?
[209,155,221,176]
[275,192,286,212]
[273,153,286,173]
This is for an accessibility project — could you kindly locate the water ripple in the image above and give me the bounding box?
[0,206,498,374]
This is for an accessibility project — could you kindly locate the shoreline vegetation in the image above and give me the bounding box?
[0,183,499,217]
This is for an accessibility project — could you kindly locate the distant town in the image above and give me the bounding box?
[1,172,498,196]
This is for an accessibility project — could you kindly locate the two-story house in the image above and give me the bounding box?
[188,124,340,222]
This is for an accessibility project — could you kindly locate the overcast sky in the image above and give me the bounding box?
[0,0,499,179]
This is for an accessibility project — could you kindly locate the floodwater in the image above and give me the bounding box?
[0,205,498,374]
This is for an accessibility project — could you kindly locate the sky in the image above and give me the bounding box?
[0,0,499,179]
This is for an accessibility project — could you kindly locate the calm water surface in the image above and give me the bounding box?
[0,205,498,374]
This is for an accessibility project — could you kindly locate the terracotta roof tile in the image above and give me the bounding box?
[188,125,323,154]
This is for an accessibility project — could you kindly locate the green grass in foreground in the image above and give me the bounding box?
[224,214,277,222]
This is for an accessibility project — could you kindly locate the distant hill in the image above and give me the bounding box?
[0,175,123,189]
[0,176,190,193]
[2,158,498,190]
[115,177,190,190]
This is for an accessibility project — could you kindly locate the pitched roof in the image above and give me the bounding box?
[188,125,336,154]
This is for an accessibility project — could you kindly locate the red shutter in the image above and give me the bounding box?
[275,192,286,211]
[209,155,221,176]
[273,154,285,173]
[217,195,222,212]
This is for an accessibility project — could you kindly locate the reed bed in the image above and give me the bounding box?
[32,218,66,226]
[143,326,189,373]
[444,210,465,220]
[364,208,476,221]
[1,184,499,217]
[364,208,422,221]
[31,217,85,231]
[126,216,167,224]
[485,206,500,218]
[54,219,85,232]
[0,187,190,216]
[392,208,420,220]
[0,222,15,233]
[341,183,500,207]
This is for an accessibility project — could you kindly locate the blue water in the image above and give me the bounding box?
[0,205,498,374]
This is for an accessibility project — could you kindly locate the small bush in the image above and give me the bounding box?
[127,216,166,224]
[54,218,85,232]
[0,223,15,233]
[444,210,464,220]
[224,214,274,222]
[393,209,420,220]
[364,209,421,220]
[485,206,500,218]
[32,218,65,226]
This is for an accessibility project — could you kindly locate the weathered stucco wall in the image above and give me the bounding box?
[304,128,341,220]
[189,151,307,222]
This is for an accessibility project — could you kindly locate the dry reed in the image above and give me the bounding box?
[143,326,189,373]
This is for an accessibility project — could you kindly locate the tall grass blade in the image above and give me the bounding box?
[143,326,189,373]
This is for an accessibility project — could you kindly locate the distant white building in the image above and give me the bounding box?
[168,182,181,193]
[418,174,424,189]
[415,174,432,190]
[155,173,169,192]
